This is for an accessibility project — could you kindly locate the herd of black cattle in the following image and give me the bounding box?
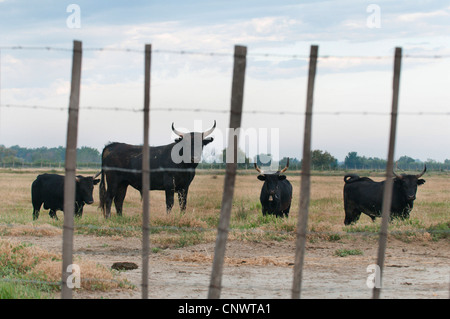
[30,121,427,225]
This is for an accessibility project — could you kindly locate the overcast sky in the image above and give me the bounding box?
[0,0,449,163]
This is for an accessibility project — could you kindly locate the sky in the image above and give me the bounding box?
[0,0,449,164]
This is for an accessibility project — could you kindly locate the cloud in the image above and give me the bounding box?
[397,8,450,22]
[1,1,449,162]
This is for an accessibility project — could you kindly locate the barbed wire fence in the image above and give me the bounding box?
[0,41,449,299]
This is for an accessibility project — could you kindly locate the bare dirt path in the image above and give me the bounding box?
[9,234,449,299]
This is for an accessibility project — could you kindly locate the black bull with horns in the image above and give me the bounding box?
[343,165,426,225]
[98,121,216,218]
[254,158,293,218]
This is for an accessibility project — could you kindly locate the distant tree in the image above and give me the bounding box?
[397,155,415,165]
[0,145,19,163]
[77,146,101,163]
[311,149,338,169]
[344,151,363,169]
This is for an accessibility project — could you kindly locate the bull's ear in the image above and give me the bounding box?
[175,137,183,143]
[257,175,266,181]
[93,179,100,185]
[417,179,425,185]
[203,137,214,146]
[278,175,286,180]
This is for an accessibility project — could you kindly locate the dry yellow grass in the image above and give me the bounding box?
[0,238,129,291]
[0,169,448,243]
[172,251,294,267]
[0,223,62,236]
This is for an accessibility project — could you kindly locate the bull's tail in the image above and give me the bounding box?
[98,169,107,216]
[344,174,360,184]
[98,147,108,216]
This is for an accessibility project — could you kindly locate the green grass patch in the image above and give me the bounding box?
[427,221,450,240]
[0,281,53,299]
[334,249,363,257]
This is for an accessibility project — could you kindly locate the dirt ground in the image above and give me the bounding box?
[7,233,449,299]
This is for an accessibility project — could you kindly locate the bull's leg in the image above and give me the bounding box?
[49,209,58,220]
[104,188,115,219]
[31,183,41,221]
[32,202,42,221]
[74,202,83,218]
[261,206,268,216]
[282,204,291,218]
[113,185,128,216]
[177,188,188,213]
[32,208,40,220]
[344,208,361,225]
[165,188,174,214]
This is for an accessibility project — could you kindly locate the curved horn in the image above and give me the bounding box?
[393,161,402,179]
[417,164,427,178]
[171,122,184,137]
[254,163,262,173]
[94,171,101,178]
[203,120,216,137]
[280,158,289,174]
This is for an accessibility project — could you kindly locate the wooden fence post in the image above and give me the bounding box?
[291,44,318,299]
[141,44,152,299]
[373,47,402,299]
[61,40,82,299]
[208,45,247,299]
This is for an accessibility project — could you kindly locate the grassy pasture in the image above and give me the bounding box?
[0,169,448,298]
[0,169,448,245]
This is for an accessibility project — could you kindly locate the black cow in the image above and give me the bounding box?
[343,166,426,225]
[31,173,100,220]
[98,121,216,218]
[254,158,292,218]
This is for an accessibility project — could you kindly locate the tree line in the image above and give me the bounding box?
[1,145,449,171]
[0,145,101,166]
[200,149,450,171]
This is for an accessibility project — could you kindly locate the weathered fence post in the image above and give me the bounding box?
[373,47,402,299]
[208,45,247,299]
[291,44,319,299]
[61,40,82,299]
[141,44,152,299]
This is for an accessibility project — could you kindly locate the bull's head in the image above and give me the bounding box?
[393,165,426,201]
[255,158,289,203]
[75,175,100,205]
[171,120,216,164]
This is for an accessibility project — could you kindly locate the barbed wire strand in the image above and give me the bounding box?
[1,45,450,60]
[1,103,449,116]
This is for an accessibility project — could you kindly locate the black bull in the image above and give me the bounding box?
[31,173,100,220]
[98,121,216,218]
[254,158,292,218]
[343,166,426,225]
